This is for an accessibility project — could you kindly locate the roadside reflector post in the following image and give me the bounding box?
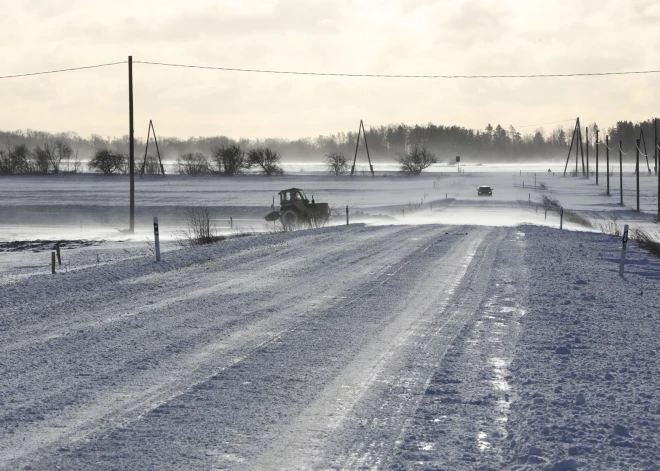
[55,244,61,265]
[560,207,564,230]
[619,224,629,276]
[51,252,56,274]
[154,217,161,262]
[346,205,349,225]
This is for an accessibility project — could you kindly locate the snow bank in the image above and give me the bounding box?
[506,226,660,470]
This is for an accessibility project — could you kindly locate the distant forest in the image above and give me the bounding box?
[1,118,659,167]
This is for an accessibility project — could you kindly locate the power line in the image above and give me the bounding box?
[0,62,126,80]
[3,59,660,80]
[134,60,660,79]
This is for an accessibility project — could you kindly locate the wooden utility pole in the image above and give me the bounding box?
[563,119,578,176]
[636,138,640,211]
[595,129,599,184]
[606,135,610,195]
[578,123,585,175]
[563,117,586,176]
[585,127,589,177]
[350,120,374,176]
[140,120,166,176]
[619,140,624,206]
[655,119,658,176]
[129,56,135,233]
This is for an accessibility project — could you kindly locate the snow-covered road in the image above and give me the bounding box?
[3,222,660,470]
[0,224,523,470]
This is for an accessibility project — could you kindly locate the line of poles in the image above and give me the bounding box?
[562,117,659,219]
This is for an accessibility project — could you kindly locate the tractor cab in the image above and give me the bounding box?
[279,188,309,207]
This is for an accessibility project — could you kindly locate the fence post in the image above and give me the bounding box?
[230,216,233,229]
[619,224,629,276]
[51,252,56,274]
[560,207,564,230]
[153,217,161,262]
[55,244,61,265]
[346,205,349,225]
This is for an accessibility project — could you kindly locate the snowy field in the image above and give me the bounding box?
[1,162,660,470]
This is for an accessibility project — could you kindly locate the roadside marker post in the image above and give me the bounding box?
[346,205,349,225]
[230,217,233,229]
[55,244,61,265]
[619,224,629,276]
[51,252,56,274]
[153,217,161,262]
[560,207,564,230]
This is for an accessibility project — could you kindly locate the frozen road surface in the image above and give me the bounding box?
[0,224,526,470]
[4,222,660,470]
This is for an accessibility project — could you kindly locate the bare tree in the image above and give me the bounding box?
[212,145,250,176]
[247,147,284,176]
[32,146,51,174]
[0,143,31,174]
[142,155,164,175]
[50,139,72,173]
[181,206,222,245]
[69,146,82,173]
[88,149,126,175]
[397,145,438,175]
[325,152,348,176]
[176,152,211,175]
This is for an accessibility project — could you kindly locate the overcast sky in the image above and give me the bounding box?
[2,0,660,140]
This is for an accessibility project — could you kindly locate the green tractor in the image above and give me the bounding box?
[265,188,330,230]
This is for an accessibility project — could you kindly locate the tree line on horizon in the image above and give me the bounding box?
[1,118,658,175]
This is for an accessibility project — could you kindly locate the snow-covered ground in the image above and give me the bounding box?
[1,163,659,470]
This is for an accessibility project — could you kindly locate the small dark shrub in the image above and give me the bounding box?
[88,149,126,175]
[176,152,211,176]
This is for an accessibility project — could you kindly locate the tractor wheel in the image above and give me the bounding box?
[280,210,299,231]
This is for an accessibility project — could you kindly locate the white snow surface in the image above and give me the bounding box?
[1,223,659,470]
[1,165,660,470]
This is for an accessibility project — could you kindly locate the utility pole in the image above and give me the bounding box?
[636,138,640,212]
[595,129,599,184]
[586,127,589,177]
[619,140,623,206]
[606,135,610,195]
[655,118,658,176]
[129,56,135,233]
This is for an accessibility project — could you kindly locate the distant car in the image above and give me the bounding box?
[477,185,493,196]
